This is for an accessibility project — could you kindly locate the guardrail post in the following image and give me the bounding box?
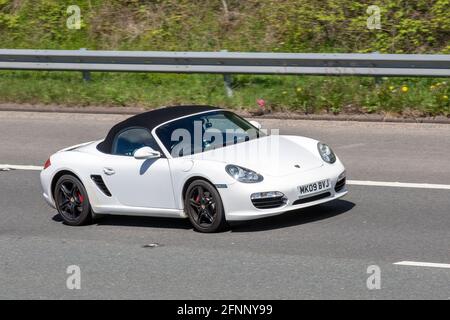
[223,74,233,97]
[221,50,233,97]
[80,48,91,82]
[373,51,382,86]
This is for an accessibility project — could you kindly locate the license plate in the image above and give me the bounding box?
[297,179,331,197]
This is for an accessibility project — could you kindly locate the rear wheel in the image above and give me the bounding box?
[184,180,227,233]
[54,175,92,226]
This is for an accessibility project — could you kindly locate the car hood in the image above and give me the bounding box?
[191,135,323,177]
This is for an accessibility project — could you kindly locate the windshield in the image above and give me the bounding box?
[156,111,264,158]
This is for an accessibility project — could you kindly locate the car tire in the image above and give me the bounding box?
[54,174,92,226]
[184,180,228,233]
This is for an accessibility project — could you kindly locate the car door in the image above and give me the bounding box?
[101,127,175,209]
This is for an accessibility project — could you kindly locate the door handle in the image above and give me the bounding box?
[103,167,115,176]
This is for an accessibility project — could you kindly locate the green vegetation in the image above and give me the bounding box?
[0,0,449,115]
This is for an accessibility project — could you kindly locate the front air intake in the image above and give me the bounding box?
[292,192,331,205]
[251,196,287,209]
[90,175,112,197]
[335,177,346,192]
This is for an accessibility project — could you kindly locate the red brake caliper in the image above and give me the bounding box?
[77,192,84,203]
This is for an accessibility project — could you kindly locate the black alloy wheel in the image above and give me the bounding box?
[55,175,92,226]
[185,180,227,233]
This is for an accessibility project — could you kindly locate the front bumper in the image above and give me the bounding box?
[219,164,348,221]
[43,192,56,209]
[40,167,56,209]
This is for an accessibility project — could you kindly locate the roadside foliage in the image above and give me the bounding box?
[0,0,449,115]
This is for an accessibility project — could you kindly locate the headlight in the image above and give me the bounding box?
[225,165,264,183]
[317,142,336,164]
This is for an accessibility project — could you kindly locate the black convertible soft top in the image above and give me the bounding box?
[97,105,220,154]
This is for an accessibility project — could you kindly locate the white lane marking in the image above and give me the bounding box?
[337,143,366,150]
[347,180,450,190]
[0,164,43,171]
[394,261,450,269]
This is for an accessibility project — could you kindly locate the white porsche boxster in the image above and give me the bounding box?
[41,105,347,232]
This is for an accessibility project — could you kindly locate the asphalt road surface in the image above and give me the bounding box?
[0,111,449,299]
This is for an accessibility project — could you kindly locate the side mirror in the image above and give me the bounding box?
[134,147,161,160]
[249,120,262,130]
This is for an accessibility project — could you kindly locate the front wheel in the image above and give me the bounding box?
[54,174,92,226]
[184,180,227,233]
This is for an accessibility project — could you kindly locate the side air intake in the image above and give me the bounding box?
[90,175,112,197]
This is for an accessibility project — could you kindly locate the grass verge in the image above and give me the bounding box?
[0,72,448,116]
